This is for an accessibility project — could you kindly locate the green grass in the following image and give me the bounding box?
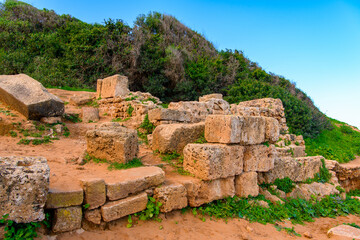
[112,117,130,122]
[344,222,360,229]
[156,151,192,176]
[84,153,143,170]
[305,118,360,163]
[47,86,96,92]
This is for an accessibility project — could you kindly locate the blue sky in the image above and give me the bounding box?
[10,0,360,128]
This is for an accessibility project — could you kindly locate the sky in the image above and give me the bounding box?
[8,0,360,128]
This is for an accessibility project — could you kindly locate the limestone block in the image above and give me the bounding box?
[183,144,244,180]
[0,74,64,119]
[148,108,191,123]
[52,206,82,233]
[46,188,83,209]
[82,107,99,123]
[181,177,235,207]
[96,74,129,99]
[101,192,148,222]
[258,156,324,184]
[199,93,223,102]
[289,182,339,200]
[84,209,102,225]
[80,179,106,210]
[205,115,243,144]
[106,166,165,201]
[86,122,138,163]
[265,117,280,143]
[152,122,204,153]
[154,183,188,212]
[243,145,276,172]
[0,156,50,223]
[235,172,259,197]
[69,94,94,106]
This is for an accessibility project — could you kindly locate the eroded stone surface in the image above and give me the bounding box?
[106,167,165,201]
[96,74,129,99]
[46,188,83,209]
[84,209,102,225]
[183,144,244,180]
[52,206,82,233]
[86,122,138,163]
[148,108,191,125]
[289,182,340,200]
[69,93,94,106]
[101,192,148,222]
[199,93,223,102]
[80,178,106,210]
[154,183,188,212]
[327,224,360,239]
[82,107,99,123]
[258,156,324,184]
[152,123,204,153]
[265,117,280,143]
[235,172,259,197]
[243,145,276,172]
[0,156,50,223]
[0,74,64,119]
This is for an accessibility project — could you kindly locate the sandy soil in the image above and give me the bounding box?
[1,89,360,240]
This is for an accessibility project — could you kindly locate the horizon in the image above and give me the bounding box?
[5,0,360,128]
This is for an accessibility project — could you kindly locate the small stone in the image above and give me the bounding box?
[40,117,62,124]
[154,183,188,212]
[54,124,63,133]
[246,225,254,233]
[80,179,106,210]
[303,231,313,238]
[76,228,85,234]
[52,206,82,233]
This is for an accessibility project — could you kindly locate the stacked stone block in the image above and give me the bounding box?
[183,115,279,199]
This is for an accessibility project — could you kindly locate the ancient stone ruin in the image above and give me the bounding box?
[0,73,358,238]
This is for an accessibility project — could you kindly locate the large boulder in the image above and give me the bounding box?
[183,143,244,180]
[0,156,50,223]
[96,74,129,99]
[152,123,205,153]
[86,122,138,163]
[0,74,64,119]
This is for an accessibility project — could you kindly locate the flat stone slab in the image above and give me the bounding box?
[46,188,83,209]
[0,74,64,119]
[101,192,148,222]
[106,166,165,201]
[183,143,244,180]
[328,224,360,239]
[0,156,50,223]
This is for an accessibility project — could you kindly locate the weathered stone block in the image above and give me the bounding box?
[80,179,106,210]
[243,145,276,172]
[199,93,223,102]
[205,115,243,144]
[183,144,244,180]
[152,122,204,153]
[82,107,99,123]
[0,74,64,120]
[258,156,324,184]
[181,177,235,207]
[84,209,102,225]
[86,122,138,163]
[0,156,50,223]
[96,74,129,99]
[148,108,191,123]
[154,183,188,212]
[235,172,259,197]
[106,166,165,201]
[46,188,83,209]
[52,206,82,233]
[205,115,266,145]
[69,93,94,106]
[101,192,148,222]
[289,182,339,200]
[265,117,280,143]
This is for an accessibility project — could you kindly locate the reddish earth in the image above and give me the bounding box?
[1,89,360,240]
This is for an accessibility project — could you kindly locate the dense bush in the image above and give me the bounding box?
[0,0,331,138]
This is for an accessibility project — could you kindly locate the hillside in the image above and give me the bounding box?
[0,0,331,138]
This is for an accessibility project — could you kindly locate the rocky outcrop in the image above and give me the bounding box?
[152,122,205,153]
[0,74,64,119]
[86,122,138,163]
[0,156,50,223]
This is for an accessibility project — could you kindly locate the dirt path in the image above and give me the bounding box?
[52,211,360,240]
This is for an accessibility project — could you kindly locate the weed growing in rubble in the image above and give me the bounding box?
[274,225,301,237]
[111,117,130,122]
[194,133,207,144]
[127,104,134,117]
[138,114,155,135]
[344,222,360,229]
[127,197,162,228]
[63,113,82,123]
[303,159,331,184]
[273,177,295,193]
[1,213,51,240]
[157,151,192,176]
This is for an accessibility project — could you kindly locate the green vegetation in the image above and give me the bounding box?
[156,151,192,176]
[138,114,155,135]
[273,177,295,193]
[344,222,360,229]
[194,132,207,144]
[303,159,332,184]
[0,0,330,138]
[190,194,360,225]
[305,118,360,163]
[83,153,143,170]
[9,130,17,137]
[111,117,130,122]
[63,113,82,123]
[127,104,134,117]
[127,197,162,228]
[274,225,301,237]
[1,213,50,240]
